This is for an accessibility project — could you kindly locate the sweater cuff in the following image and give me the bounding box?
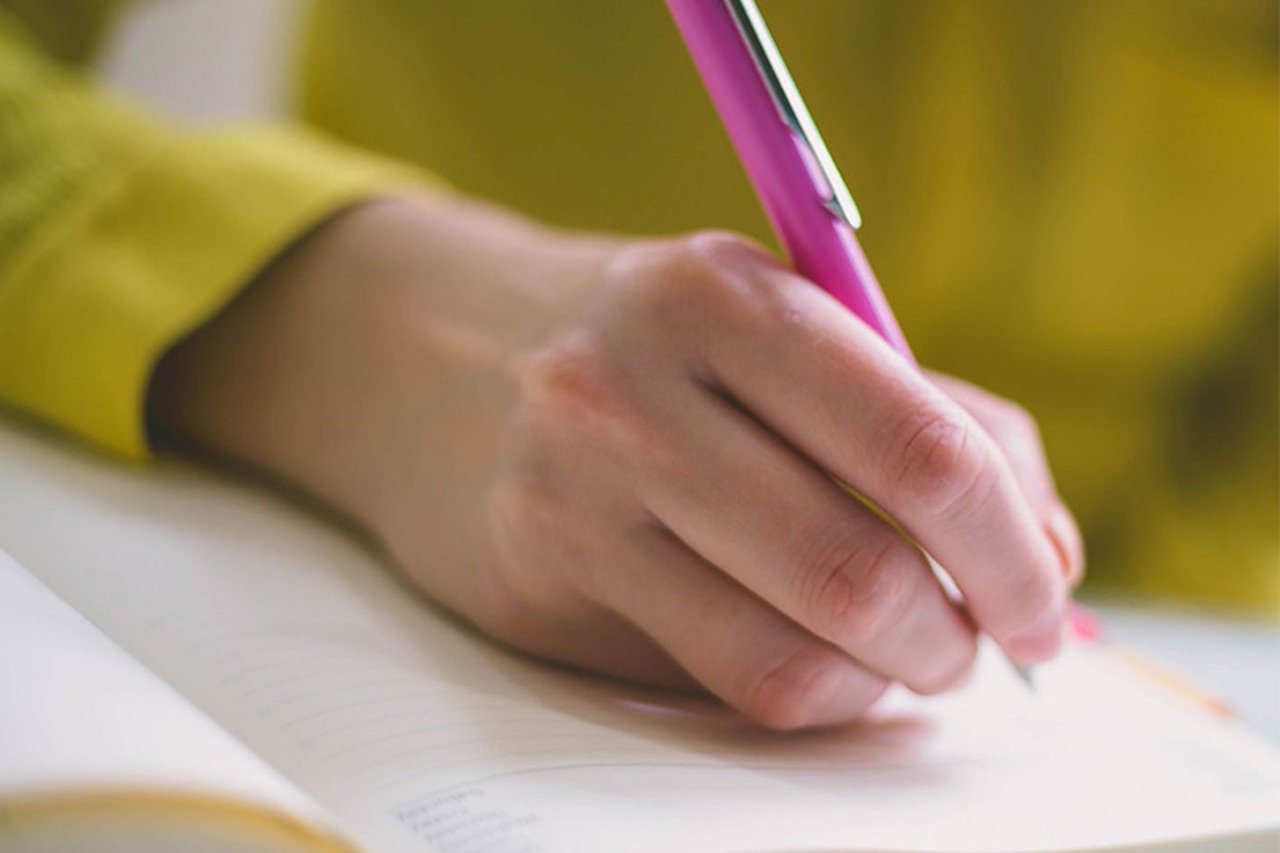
[0,125,434,460]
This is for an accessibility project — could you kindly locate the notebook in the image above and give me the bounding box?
[0,418,1277,852]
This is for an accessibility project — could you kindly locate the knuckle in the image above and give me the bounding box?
[650,231,773,325]
[517,333,606,416]
[794,533,919,645]
[892,406,991,517]
[677,229,767,270]
[514,334,662,458]
[740,643,861,730]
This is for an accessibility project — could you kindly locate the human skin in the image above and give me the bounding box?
[148,193,1083,730]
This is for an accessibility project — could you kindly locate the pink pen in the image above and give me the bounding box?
[664,0,912,361]
[667,0,1037,687]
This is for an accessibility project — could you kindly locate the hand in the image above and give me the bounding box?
[149,195,1081,729]
[927,373,1085,591]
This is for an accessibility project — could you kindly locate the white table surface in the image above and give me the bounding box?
[96,0,1280,751]
[1082,596,1280,742]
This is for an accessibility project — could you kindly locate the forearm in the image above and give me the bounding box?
[146,193,615,611]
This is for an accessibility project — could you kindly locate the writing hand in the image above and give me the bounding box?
[150,196,1078,729]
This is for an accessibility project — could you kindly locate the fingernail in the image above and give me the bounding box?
[1004,601,1064,664]
[1044,504,1082,584]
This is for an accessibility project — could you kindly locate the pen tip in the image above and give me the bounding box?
[1013,663,1036,690]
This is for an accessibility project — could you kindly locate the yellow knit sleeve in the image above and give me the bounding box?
[0,11,433,460]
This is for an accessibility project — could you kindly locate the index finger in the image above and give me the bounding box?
[679,242,1066,662]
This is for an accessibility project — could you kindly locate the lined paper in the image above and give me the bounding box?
[1,421,1277,852]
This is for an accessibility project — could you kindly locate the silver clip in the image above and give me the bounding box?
[723,0,862,230]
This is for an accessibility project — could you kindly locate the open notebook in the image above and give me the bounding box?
[0,419,1277,852]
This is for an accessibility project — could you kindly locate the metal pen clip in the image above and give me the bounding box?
[723,0,862,230]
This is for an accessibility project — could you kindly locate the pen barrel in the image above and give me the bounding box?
[666,0,914,363]
[808,219,915,364]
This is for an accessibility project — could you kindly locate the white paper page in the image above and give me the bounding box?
[0,420,1277,852]
[0,546,345,848]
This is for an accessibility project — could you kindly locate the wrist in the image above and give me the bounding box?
[148,193,614,541]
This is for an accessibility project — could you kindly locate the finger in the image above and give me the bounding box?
[928,373,1085,585]
[482,480,702,690]
[926,373,1057,513]
[590,528,889,730]
[672,239,1065,663]
[1046,502,1086,587]
[637,384,977,695]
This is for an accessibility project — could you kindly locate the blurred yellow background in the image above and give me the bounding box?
[4,0,1278,611]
